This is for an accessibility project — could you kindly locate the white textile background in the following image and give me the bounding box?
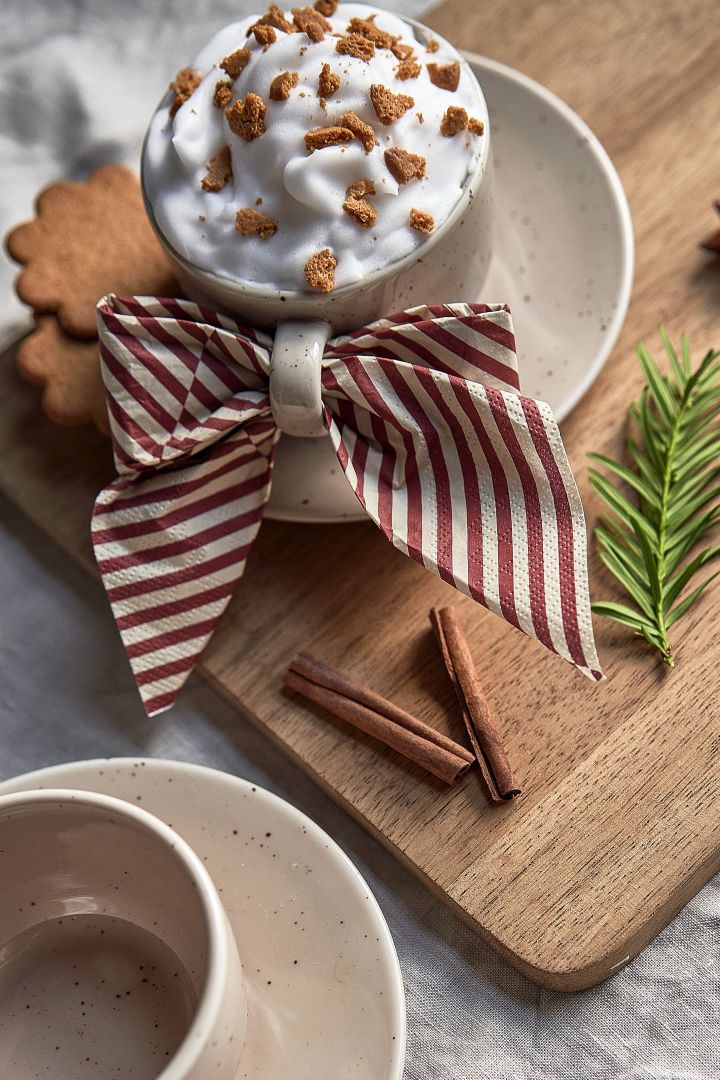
[1,1,719,1076]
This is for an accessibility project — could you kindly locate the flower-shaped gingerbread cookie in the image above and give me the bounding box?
[6,163,177,339]
[18,317,109,433]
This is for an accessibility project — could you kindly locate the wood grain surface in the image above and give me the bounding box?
[1,0,719,990]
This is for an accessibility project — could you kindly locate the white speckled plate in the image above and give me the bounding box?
[265,52,634,523]
[0,759,406,1080]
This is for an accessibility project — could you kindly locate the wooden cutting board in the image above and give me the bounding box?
[1,0,719,991]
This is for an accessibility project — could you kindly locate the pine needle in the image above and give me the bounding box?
[589,332,720,666]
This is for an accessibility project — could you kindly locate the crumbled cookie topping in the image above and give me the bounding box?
[395,57,421,80]
[468,117,485,135]
[370,84,414,125]
[220,48,252,79]
[225,93,267,140]
[426,38,440,53]
[213,80,234,108]
[305,248,336,291]
[384,146,426,184]
[270,70,300,100]
[340,110,377,152]
[293,6,331,41]
[343,195,377,229]
[248,5,294,34]
[253,24,277,47]
[347,14,396,49]
[440,105,468,136]
[169,68,202,117]
[305,125,355,150]
[346,178,376,199]
[314,0,338,13]
[409,208,434,233]
[427,60,460,91]
[317,62,341,103]
[295,5,332,28]
[235,207,278,238]
[336,33,376,62]
[201,146,233,191]
[391,41,414,60]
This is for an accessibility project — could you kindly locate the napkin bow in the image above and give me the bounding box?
[94,295,602,715]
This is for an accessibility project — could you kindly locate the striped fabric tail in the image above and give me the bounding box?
[322,305,602,680]
[93,295,278,714]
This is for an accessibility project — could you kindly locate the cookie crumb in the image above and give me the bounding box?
[213,80,234,108]
[391,41,414,61]
[317,62,340,103]
[253,24,277,47]
[248,5,294,34]
[293,7,331,41]
[255,196,263,205]
[468,117,485,136]
[426,38,440,53]
[346,179,376,199]
[226,93,267,140]
[370,84,414,125]
[235,208,278,238]
[270,70,300,100]
[295,5,332,27]
[348,15,396,50]
[314,0,338,13]
[336,33,376,62]
[395,57,421,80]
[201,146,233,191]
[305,125,355,151]
[169,68,202,117]
[343,195,377,229]
[416,112,424,124]
[340,111,377,152]
[305,248,336,291]
[198,214,206,222]
[427,61,460,91]
[384,147,426,184]
[409,208,434,233]
[440,105,468,136]
[220,48,252,79]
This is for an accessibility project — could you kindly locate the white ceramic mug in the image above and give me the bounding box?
[142,15,494,512]
[0,789,246,1080]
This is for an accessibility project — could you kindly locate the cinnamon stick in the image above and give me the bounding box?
[430,607,520,802]
[283,652,474,784]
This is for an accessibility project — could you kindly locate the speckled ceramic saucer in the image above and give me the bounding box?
[265,52,634,523]
[0,759,406,1080]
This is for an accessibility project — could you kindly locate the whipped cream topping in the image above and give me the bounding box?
[142,3,488,293]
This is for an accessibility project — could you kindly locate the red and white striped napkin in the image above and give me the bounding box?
[93,295,601,715]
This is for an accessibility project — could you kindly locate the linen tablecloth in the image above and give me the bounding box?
[1,1,719,1075]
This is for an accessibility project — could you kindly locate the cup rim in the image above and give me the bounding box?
[0,788,237,1080]
[140,13,491,304]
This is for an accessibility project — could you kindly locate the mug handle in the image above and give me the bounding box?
[269,319,332,438]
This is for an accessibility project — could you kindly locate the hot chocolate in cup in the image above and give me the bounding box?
[0,790,246,1080]
[142,3,493,444]
[142,4,493,325]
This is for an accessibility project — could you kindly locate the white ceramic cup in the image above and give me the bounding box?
[142,14,493,502]
[0,789,246,1080]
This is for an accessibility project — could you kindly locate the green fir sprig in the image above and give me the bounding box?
[589,331,720,666]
